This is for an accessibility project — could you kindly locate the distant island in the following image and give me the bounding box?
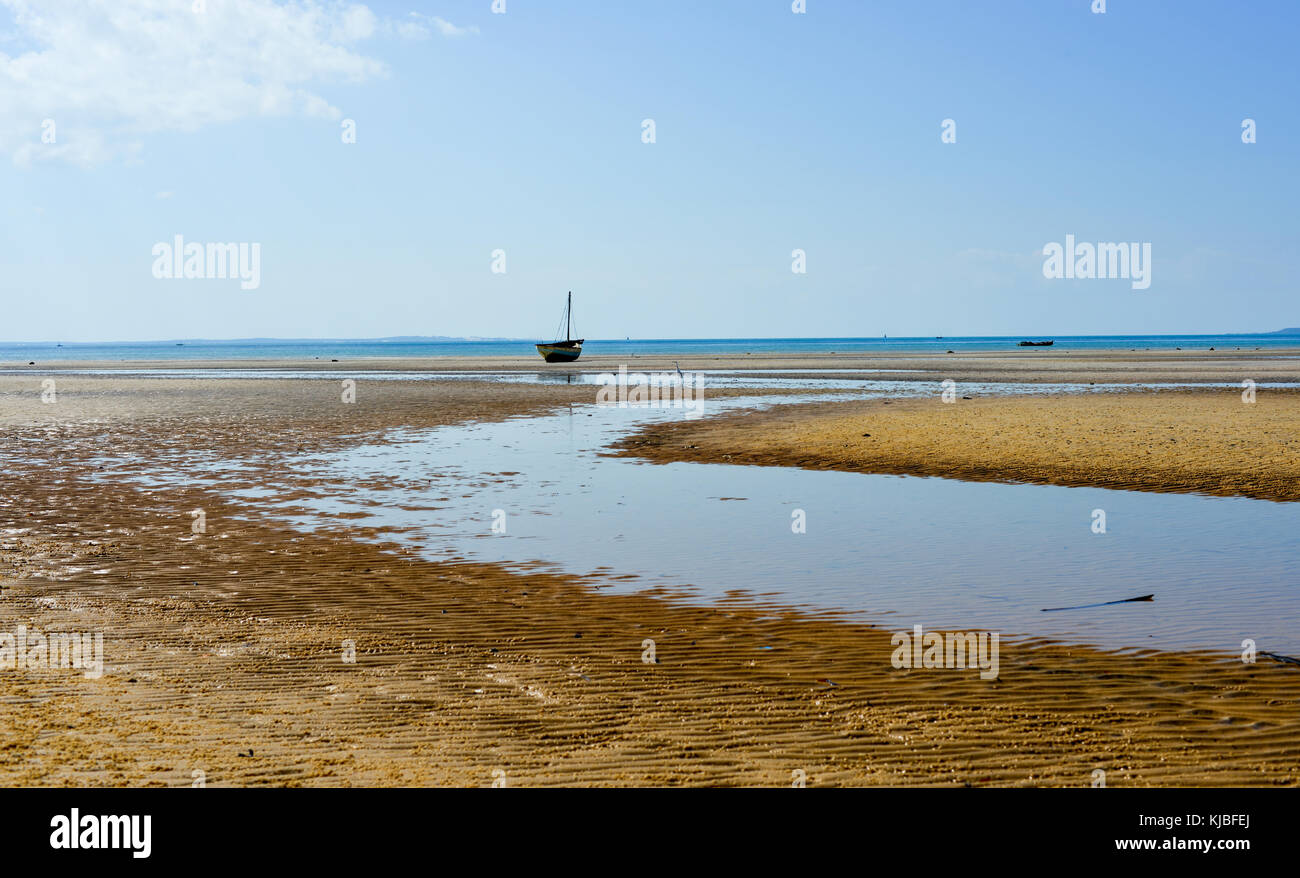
[1268,328,1300,335]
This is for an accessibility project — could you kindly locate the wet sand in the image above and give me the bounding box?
[2,362,1298,786]
[10,345,1300,384]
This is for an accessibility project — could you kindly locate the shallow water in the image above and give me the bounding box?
[214,396,1300,657]
[8,367,1298,397]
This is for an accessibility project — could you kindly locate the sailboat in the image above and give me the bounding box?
[536,291,584,362]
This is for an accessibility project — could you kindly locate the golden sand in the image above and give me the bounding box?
[616,389,1300,502]
[2,365,1298,786]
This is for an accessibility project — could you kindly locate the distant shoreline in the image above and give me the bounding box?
[5,347,1299,387]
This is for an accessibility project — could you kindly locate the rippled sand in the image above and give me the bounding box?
[2,364,1298,786]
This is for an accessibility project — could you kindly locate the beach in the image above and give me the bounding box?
[10,1,1298,856]
[2,350,1299,786]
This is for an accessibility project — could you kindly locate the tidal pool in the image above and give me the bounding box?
[220,396,1300,657]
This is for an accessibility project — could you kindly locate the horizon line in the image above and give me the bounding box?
[2,330,1299,346]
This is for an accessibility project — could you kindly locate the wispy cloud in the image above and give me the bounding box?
[397,12,480,40]
[0,0,450,166]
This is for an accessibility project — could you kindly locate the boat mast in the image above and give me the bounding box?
[566,291,572,341]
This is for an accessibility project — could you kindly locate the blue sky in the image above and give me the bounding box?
[1,0,1296,342]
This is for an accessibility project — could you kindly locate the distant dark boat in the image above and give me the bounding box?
[536,292,583,363]
[1018,340,1054,346]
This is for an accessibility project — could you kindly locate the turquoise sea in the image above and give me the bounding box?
[3,333,1298,361]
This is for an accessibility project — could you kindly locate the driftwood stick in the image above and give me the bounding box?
[1042,594,1154,612]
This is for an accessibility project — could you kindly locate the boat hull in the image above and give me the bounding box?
[536,341,583,363]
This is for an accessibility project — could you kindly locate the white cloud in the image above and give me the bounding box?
[430,15,478,37]
[397,11,479,40]
[0,0,402,166]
